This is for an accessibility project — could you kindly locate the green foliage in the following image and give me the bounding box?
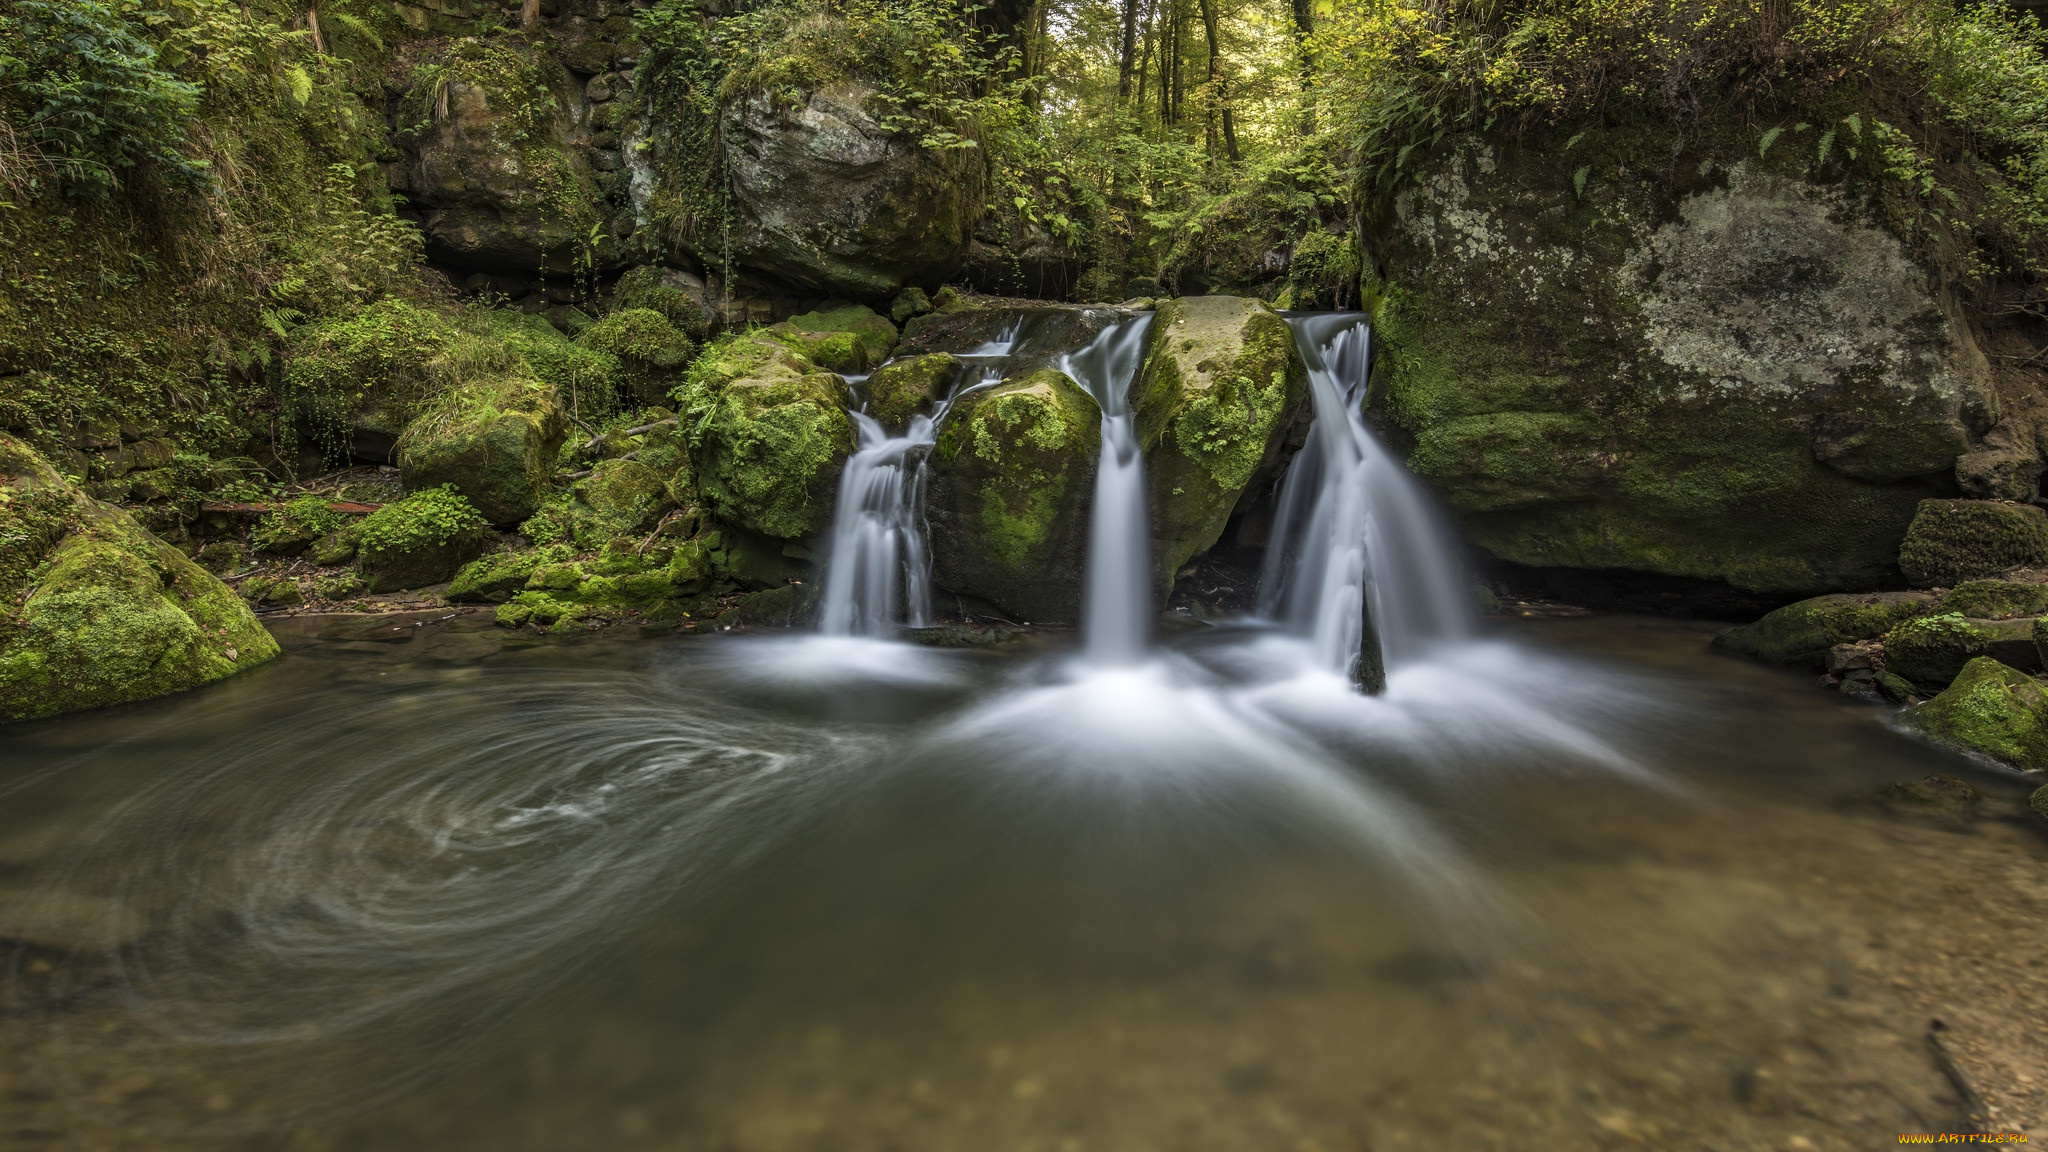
[249,493,346,553]
[0,0,208,197]
[282,298,451,464]
[356,484,488,552]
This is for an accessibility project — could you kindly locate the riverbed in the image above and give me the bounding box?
[1,613,2042,1150]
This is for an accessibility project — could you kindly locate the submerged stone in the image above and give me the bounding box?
[1713,591,1936,666]
[1897,500,2048,588]
[1878,773,1981,824]
[927,368,1099,623]
[1900,657,2048,770]
[1886,613,2039,687]
[0,436,278,721]
[1133,295,1306,591]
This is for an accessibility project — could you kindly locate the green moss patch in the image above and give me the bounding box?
[1901,657,2048,771]
[671,334,853,540]
[1714,591,1938,666]
[865,354,957,430]
[1898,500,2048,588]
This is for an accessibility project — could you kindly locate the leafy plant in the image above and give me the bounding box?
[356,485,488,552]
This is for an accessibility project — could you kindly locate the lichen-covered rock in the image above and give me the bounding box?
[1897,499,2048,587]
[399,370,567,527]
[864,354,958,430]
[1132,296,1304,588]
[1937,579,2048,620]
[673,334,853,540]
[1372,141,1996,594]
[0,436,277,722]
[578,309,695,406]
[708,84,985,296]
[355,487,495,592]
[400,39,605,275]
[1713,591,1937,666]
[1885,613,2038,687]
[927,368,1099,622]
[1900,656,2048,770]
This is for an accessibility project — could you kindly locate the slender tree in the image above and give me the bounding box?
[1195,0,1239,161]
[1118,0,1139,104]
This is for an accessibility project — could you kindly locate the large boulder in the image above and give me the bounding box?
[355,487,495,592]
[927,369,1100,623]
[713,84,985,296]
[578,308,695,406]
[399,369,568,527]
[865,353,959,430]
[400,39,606,275]
[1901,656,2048,770]
[1370,142,1998,595]
[674,334,854,540]
[1885,612,2040,687]
[1132,296,1305,589]
[0,436,277,721]
[1713,591,1938,666]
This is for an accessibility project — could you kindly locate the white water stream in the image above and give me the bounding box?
[1056,313,1156,666]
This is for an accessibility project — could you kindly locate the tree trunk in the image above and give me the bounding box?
[1118,0,1138,105]
[520,0,539,31]
[1196,0,1239,162]
[306,6,327,54]
[1293,0,1315,134]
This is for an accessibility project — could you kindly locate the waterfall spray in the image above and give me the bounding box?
[1057,313,1156,667]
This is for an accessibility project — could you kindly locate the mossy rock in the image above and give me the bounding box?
[2031,783,2048,825]
[1132,296,1305,589]
[448,545,571,603]
[250,496,349,557]
[1885,613,2037,688]
[1877,773,1981,825]
[309,527,360,566]
[778,305,898,366]
[673,334,854,540]
[1713,591,1937,666]
[1897,500,2048,588]
[399,370,568,527]
[0,435,278,722]
[195,541,248,575]
[611,266,712,339]
[1937,579,2048,619]
[927,368,1099,623]
[355,488,495,593]
[865,354,958,430]
[580,457,673,537]
[579,309,695,406]
[737,582,818,626]
[1900,657,2048,770]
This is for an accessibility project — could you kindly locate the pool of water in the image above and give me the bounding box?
[1,611,2044,1150]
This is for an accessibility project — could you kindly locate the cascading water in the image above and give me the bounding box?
[1056,313,1156,666]
[815,321,1022,638]
[1259,313,1474,685]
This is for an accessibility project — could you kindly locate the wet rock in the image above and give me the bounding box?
[1900,657,2048,770]
[903,624,1024,647]
[399,39,606,275]
[1713,591,1937,667]
[891,287,932,324]
[1133,296,1306,589]
[1876,671,1920,704]
[927,368,1099,623]
[1898,500,2048,588]
[448,545,571,603]
[1825,643,1877,673]
[736,583,817,626]
[2031,784,2048,825]
[864,354,958,430]
[0,435,278,721]
[1878,773,1981,824]
[1372,146,1994,594]
[355,488,494,593]
[710,84,984,295]
[672,334,853,540]
[1886,613,2038,687]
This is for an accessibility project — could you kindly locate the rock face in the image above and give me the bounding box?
[1371,143,1997,594]
[402,40,604,275]
[675,334,854,540]
[1132,296,1305,589]
[0,437,277,721]
[1713,591,1938,666]
[1897,499,2048,587]
[927,368,1100,622]
[714,84,985,296]
[1901,656,2048,770]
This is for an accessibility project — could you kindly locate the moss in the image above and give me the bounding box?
[355,486,493,592]
[250,495,350,556]
[1133,297,1305,585]
[195,541,249,575]
[485,311,625,421]
[398,358,568,527]
[1937,580,2048,620]
[309,526,360,566]
[865,354,957,430]
[579,309,696,406]
[312,572,363,599]
[284,298,454,461]
[890,287,932,324]
[1714,591,1937,665]
[580,457,673,538]
[1884,612,2035,688]
[0,435,277,722]
[671,334,853,539]
[448,544,572,604]
[927,368,1098,622]
[611,267,712,339]
[1901,657,2048,771]
[783,305,898,364]
[1897,500,2048,588]
[2032,784,2048,825]
[764,327,871,375]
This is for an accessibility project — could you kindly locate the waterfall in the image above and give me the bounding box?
[816,321,1022,638]
[1260,313,1472,684]
[1058,314,1157,667]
